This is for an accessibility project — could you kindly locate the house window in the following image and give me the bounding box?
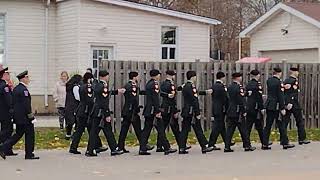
[161,26,177,60]
[92,47,113,78]
[0,14,5,64]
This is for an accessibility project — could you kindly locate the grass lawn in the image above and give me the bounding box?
[13,128,320,150]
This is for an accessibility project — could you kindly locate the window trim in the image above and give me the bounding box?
[0,13,7,65]
[160,25,179,61]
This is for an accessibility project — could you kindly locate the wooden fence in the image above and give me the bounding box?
[99,60,320,132]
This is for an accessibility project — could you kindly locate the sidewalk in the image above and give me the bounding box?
[35,116,60,128]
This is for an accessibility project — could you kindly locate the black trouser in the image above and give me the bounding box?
[247,113,264,145]
[118,113,142,150]
[70,116,90,150]
[140,116,170,152]
[208,115,226,146]
[282,109,306,142]
[57,107,65,128]
[180,116,208,149]
[87,117,117,153]
[0,123,35,156]
[0,118,14,153]
[156,112,180,148]
[263,110,289,146]
[225,117,250,149]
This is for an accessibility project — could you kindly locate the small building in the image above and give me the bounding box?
[0,0,220,113]
[240,2,320,63]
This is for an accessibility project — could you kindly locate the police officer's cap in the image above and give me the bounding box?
[290,67,299,71]
[216,72,225,79]
[150,69,161,77]
[250,70,260,76]
[16,70,28,80]
[186,71,197,80]
[166,70,176,76]
[273,67,282,73]
[232,72,242,78]
[129,71,139,79]
[99,70,109,77]
[0,67,8,76]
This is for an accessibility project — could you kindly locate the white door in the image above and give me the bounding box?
[92,47,113,77]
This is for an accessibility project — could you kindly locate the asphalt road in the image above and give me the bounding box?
[1,142,320,180]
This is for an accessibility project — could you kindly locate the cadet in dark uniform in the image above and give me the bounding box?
[283,67,310,145]
[208,72,228,150]
[86,70,124,156]
[117,71,143,153]
[262,68,295,150]
[139,69,177,155]
[179,71,214,154]
[224,72,256,153]
[0,71,39,160]
[156,70,181,152]
[245,70,264,146]
[0,67,17,156]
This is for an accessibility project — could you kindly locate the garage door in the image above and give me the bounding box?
[260,48,319,63]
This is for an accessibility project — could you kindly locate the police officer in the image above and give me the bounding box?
[139,69,177,155]
[262,67,295,150]
[0,71,39,160]
[224,72,256,153]
[208,72,228,150]
[117,71,144,153]
[85,70,124,156]
[0,67,17,156]
[245,70,264,147]
[283,67,310,145]
[156,70,181,152]
[179,71,214,154]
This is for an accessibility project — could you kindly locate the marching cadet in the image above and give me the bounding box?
[85,70,125,157]
[0,71,39,160]
[156,70,181,152]
[0,67,17,156]
[283,67,310,145]
[224,72,256,153]
[139,69,177,155]
[208,72,228,150]
[245,70,264,147]
[262,68,295,150]
[179,71,214,154]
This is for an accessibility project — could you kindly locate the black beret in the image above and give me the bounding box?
[129,71,139,79]
[216,71,225,79]
[150,69,161,77]
[290,67,299,71]
[166,70,176,76]
[232,72,242,78]
[250,70,260,76]
[0,67,8,76]
[99,70,109,77]
[273,67,282,73]
[17,70,28,80]
[186,71,197,80]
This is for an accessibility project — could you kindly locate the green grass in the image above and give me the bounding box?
[13,128,320,150]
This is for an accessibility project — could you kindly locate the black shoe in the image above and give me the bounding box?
[209,145,221,151]
[156,147,165,152]
[261,145,271,150]
[85,151,97,157]
[299,140,311,145]
[224,148,234,153]
[120,148,130,153]
[25,155,40,160]
[164,148,177,155]
[283,144,295,150]
[179,149,189,154]
[244,146,256,152]
[231,142,236,146]
[186,145,192,150]
[139,151,151,155]
[111,150,123,156]
[202,146,214,154]
[69,149,81,154]
[268,141,273,146]
[0,151,6,160]
[95,147,108,153]
[5,151,18,156]
[146,145,154,151]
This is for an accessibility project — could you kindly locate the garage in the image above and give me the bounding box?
[260,48,319,63]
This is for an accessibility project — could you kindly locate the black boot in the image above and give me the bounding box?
[299,140,311,145]
[164,148,177,155]
[202,146,214,154]
[69,149,81,154]
[283,144,295,149]
[244,146,256,152]
[139,151,151,155]
[224,148,234,153]
[178,148,189,154]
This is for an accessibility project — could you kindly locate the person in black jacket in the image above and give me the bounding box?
[208,72,228,150]
[86,70,125,157]
[139,69,177,156]
[224,72,255,153]
[283,67,310,145]
[179,71,214,154]
[0,67,17,156]
[262,68,295,150]
[0,71,39,160]
[245,70,264,147]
